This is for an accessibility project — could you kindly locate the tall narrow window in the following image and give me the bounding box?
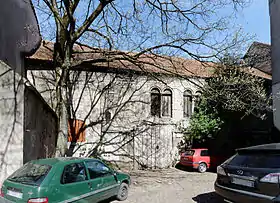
[105,110,111,124]
[194,91,202,111]
[162,89,172,117]
[184,90,193,117]
[151,88,161,117]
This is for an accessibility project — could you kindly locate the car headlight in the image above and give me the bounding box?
[217,165,227,176]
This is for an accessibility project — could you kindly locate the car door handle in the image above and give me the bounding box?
[88,182,92,189]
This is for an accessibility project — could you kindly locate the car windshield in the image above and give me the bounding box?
[8,162,51,186]
[184,150,194,156]
[227,153,280,168]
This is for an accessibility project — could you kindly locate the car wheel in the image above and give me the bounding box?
[198,163,207,173]
[116,182,129,201]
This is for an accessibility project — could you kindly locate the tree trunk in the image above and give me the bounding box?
[54,42,72,157]
[55,103,68,157]
[55,68,68,157]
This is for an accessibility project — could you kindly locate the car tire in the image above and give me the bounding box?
[116,182,129,201]
[198,163,207,173]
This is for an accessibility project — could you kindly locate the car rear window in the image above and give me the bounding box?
[8,162,51,186]
[183,150,195,156]
[200,150,209,156]
[227,153,280,168]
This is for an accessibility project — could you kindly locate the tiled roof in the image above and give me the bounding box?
[27,41,271,80]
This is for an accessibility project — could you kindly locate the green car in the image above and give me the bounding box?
[0,157,131,203]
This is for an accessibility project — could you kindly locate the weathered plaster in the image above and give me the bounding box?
[27,69,205,168]
[0,62,24,184]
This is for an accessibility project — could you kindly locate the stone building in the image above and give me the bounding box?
[25,41,271,169]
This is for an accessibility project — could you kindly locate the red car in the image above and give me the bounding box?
[179,148,211,173]
[179,148,227,173]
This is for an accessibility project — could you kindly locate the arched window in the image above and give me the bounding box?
[151,88,161,117]
[162,89,172,117]
[194,91,202,110]
[184,90,193,117]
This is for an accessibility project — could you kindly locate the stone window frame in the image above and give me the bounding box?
[150,87,173,118]
[161,88,172,117]
[151,87,161,117]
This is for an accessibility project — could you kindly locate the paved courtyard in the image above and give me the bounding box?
[111,167,223,203]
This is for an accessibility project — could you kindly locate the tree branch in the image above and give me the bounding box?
[74,0,113,41]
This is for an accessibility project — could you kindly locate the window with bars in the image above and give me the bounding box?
[162,89,172,117]
[105,91,115,107]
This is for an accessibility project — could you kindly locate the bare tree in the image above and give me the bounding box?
[28,64,169,168]
[32,0,250,156]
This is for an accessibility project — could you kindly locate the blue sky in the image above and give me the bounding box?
[236,0,270,44]
[35,0,271,57]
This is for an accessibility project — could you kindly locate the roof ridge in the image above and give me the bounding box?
[41,40,201,63]
[27,41,271,80]
[252,41,271,46]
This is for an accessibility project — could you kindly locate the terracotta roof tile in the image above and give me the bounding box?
[28,41,271,80]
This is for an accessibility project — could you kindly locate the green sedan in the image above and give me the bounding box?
[0,157,131,203]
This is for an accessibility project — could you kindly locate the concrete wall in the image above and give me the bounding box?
[0,61,25,184]
[27,69,205,168]
[0,0,42,184]
[0,0,41,74]
[269,0,280,131]
[0,61,58,184]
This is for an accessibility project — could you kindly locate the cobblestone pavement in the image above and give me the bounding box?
[111,167,224,203]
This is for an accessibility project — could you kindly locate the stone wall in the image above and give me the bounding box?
[27,69,205,168]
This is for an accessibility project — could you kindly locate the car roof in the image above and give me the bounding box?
[29,157,100,166]
[191,148,208,151]
[237,143,280,152]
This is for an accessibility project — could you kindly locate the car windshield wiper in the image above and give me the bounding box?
[9,175,42,182]
[8,177,38,186]
[18,181,37,186]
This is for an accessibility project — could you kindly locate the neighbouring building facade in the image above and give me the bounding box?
[25,41,272,169]
[269,0,280,132]
[0,0,58,184]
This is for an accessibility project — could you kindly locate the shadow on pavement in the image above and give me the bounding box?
[98,197,116,203]
[175,163,217,174]
[174,163,195,172]
[192,192,224,203]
